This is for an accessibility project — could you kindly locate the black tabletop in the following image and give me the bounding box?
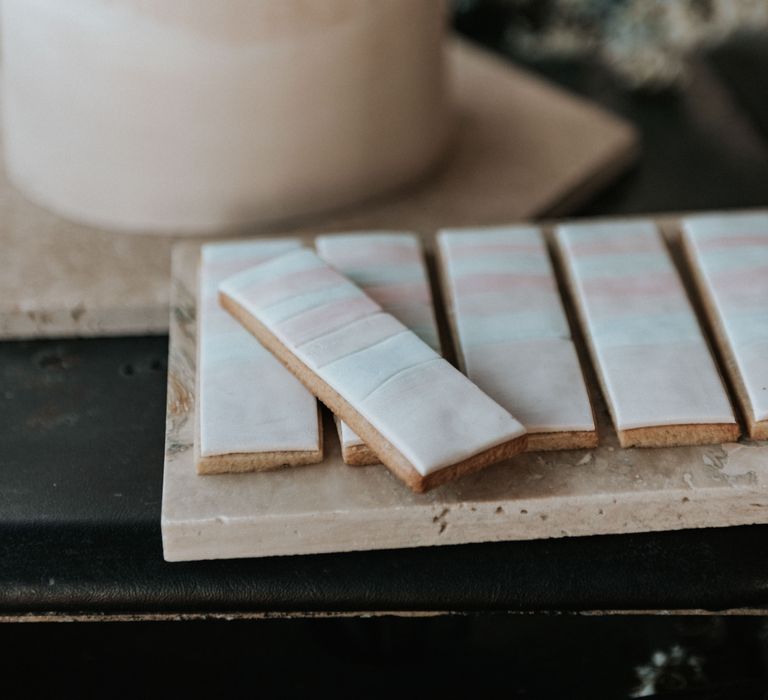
[3,32,768,618]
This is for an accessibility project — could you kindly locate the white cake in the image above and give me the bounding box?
[1,0,450,234]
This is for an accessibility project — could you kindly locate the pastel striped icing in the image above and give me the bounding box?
[198,240,320,458]
[438,226,594,434]
[220,249,526,476]
[682,212,768,423]
[555,220,736,431]
[316,232,441,451]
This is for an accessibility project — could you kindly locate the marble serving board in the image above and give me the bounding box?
[161,212,768,562]
[0,39,638,340]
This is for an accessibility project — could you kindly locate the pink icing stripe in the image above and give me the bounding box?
[239,266,341,308]
[365,283,432,306]
[278,295,380,346]
[581,271,681,297]
[711,267,768,291]
[455,273,552,295]
[567,238,659,257]
[446,242,543,257]
[204,256,279,278]
[457,292,553,316]
[299,313,406,369]
[321,245,420,267]
[585,296,691,319]
[699,234,768,248]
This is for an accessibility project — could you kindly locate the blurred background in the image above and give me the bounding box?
[453,0,768,216]
[455,0,768,89]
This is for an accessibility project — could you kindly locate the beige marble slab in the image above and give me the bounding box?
[161,213,768,562]
[1,39,637,340]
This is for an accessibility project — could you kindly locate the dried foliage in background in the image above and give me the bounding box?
[454,0,768,87]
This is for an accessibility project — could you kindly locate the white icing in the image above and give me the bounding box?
[220,249,525,476]
[198,240,320,458]
[337,416,366,451]
[555,220,736,431]
[682,213,768,423]
[316,232,442,450]
[315,232,440,349]
[260,284,358,325]
[438,226,594,434]
[299,313,408,369]
[462,340,593,432]
[455,311,568,344]
[2,0,449,233]
[319,332,438,403]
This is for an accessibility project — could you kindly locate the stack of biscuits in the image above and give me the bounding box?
[196,212,767,493]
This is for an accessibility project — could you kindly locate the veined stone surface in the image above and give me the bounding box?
[161,222,768,562]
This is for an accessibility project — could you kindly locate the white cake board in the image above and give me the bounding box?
[161,211,768,562]
[0,39,638,340]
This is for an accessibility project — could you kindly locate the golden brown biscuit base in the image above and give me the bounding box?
[196,450,324,475]
[552,236,739,449]
[752,420,768,441]
[527,431,599,452]
[434,242,599,453]
[194,406,324,475]
[342,424,561,466]
[617,422,740,448]
[339,443,379,467]
[680,233,768,441]
[193,266,324,475]
[330,415,380,467]
[220,291,528,493]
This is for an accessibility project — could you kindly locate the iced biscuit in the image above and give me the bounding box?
[437,226,597,451]
[315,232,441,465]
[219,248,527,492]
[681,212,768,440]
[554,219,739,448]
[196,240,322,474]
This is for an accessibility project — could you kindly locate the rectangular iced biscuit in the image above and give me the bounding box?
[437,226,597,451]
[554,219,738,448]
[219,249,527,493]
[681,212,768,440]
[315,232,441,465]
[196,240,322,474]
